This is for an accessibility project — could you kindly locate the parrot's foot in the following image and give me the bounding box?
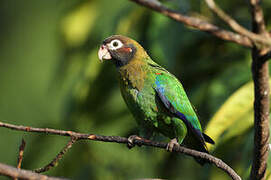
[127,135,142,149]
[166,138,179,152]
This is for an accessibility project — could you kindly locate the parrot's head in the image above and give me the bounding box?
[98,35,148,67]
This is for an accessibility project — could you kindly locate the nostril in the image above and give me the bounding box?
[101,45,106,49]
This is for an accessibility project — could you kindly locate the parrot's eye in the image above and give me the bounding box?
[113,41,118,47]
[109,39,123,50]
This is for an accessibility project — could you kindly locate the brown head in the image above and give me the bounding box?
[98,35,148,67]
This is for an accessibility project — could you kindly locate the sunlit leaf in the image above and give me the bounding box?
[205,79,271,150]
[61,1,98,47]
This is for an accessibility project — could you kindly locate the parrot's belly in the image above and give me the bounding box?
[120,84,174,138]
[123,87,158,124]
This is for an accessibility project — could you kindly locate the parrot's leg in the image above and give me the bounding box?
[166,138,179,152]
[166,118,187,152]
[127,126,153,148]
[127,135,143,149]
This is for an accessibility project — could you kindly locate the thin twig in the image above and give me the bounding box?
[204,0,271,46]
[129,0,253,48]
[0,162,68,180]
[0,121,241,180]
[34,137,78,173]
[17,138,26,169]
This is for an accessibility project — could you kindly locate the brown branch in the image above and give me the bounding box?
[249,1,270,180]
[204,0,271,46]
[129,0,253,48]
[251,58,270,180]
[250,0,267,36]
[0,121,241,180]
[0,162,68,180]
[34,137,78,173]
[259,50,271,62]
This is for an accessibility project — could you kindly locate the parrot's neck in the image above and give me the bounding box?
[118,60,147,91]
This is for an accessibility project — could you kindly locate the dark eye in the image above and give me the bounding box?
[113,41,118,47]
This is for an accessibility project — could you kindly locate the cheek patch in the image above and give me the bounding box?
[120,47,132,53]
[127,47,132,52]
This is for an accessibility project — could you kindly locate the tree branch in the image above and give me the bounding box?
[251,57,270,180]
[204,0,271,46]
[250,0,267,36]
[0,121,241,180]
[249,1,270,179]
[129,0,253,48]
[34,137,78,173]
[0,162,68,180]
[259,50,271,62]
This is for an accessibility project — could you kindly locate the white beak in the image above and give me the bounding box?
[98,45,112,62]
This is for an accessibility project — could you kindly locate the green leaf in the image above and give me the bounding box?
[61,1,98,47]
[205,79,271,150]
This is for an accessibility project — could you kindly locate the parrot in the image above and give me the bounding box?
[98,35,214,165]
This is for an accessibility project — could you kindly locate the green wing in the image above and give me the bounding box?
[154,73,202,131]
[154,72,215,147]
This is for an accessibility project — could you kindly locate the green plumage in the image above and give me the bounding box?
[119,55,198,143]
[99,35,214,164]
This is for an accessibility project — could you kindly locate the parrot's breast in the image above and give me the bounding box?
[118,70,175,138]
[119,73,158,126]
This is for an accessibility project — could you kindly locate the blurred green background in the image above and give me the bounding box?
[0,0,271,179]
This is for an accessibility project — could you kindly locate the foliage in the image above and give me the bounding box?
[0,0,271,179]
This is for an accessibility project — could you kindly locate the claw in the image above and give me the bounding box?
[166,138,179,152]
[127,135,142,149]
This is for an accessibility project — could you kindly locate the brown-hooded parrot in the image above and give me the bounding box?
[98,35,214,165]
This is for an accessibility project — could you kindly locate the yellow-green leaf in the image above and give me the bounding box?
[61,1,98,47]
[205,79,271,150]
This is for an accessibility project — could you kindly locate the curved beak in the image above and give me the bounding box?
[98,45,112,62]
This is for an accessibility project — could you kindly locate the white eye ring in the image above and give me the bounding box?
[109,39,123,50]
